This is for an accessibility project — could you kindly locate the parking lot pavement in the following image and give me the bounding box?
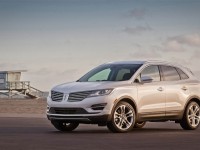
[0,117,199,150]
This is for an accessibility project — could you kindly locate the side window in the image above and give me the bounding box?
[161,66,180,81]
[140,65,160,82]
[88,68,111,81]
[116,69,131,81]
[176,68,189,80]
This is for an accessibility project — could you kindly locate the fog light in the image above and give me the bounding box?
[91,103,107,110]
[46,105,50,112]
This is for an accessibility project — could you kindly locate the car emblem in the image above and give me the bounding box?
[63,94,69,101]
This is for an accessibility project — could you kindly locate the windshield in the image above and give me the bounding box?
[78,64,142,82]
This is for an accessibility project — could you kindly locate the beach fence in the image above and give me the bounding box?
[0,70,44,98]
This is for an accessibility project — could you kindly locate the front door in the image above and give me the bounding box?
[136,65,166,119]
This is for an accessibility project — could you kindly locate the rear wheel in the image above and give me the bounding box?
[134,121,146,128]
[180,101,200,130]
[107,102,135,133]
[51,120,79,132]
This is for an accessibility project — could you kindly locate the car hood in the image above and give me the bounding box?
[52,81,130,93]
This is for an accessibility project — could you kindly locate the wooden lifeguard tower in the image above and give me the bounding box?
[0,70,43,98]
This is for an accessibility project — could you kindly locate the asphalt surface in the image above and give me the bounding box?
[0,117,200,150]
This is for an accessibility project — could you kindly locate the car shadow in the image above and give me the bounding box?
[47,127,187,134]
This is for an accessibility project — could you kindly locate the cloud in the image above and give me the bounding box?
[190,50,200,60]
[125,8,146,20]
[167,57,192,67]
[168,34,200,47]
[128,44,161,59]
[162,40,186,52]
[161,33,200,52]
[163,33,200,52]
[123,25,152,35]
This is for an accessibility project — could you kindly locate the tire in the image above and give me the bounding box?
[107,102,136,133]
[134,121,146,128]
[180,101,200,130]
[51,120,79,132]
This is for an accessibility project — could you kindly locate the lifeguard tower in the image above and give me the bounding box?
[0,70,43,98]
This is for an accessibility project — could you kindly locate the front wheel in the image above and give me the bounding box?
[107,102,136,133]
[180,101,200,130]
[51,120,79,132]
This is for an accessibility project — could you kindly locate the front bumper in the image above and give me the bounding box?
[47,94,115,124]
[47,114,110,124]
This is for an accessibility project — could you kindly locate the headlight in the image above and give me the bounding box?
[88,89,113,97]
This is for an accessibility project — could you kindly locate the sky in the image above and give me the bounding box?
[0,0,200,91]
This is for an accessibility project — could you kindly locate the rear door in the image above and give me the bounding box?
[159,65,189,117]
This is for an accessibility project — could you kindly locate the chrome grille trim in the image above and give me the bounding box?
[51,91,64,102]
[68,91,93,102]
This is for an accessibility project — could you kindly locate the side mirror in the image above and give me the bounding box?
[141,76,153,83]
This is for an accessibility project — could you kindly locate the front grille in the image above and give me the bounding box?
[68,91,93,102]
[51,91,64,102]
[49,107,89,114]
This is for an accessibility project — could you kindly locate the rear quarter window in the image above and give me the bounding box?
[176,68,189,80]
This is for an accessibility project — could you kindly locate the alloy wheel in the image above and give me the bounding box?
[114,104,134,131]
[187,103,200,128]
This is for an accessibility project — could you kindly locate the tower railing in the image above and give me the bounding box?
[2,81,44,98]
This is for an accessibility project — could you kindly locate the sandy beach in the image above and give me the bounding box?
[0,98,47,118]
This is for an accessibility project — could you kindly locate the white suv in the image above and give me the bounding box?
[47,61,200,133]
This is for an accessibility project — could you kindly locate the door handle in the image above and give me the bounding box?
[181,86,188,91]
[157,87,164,92]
